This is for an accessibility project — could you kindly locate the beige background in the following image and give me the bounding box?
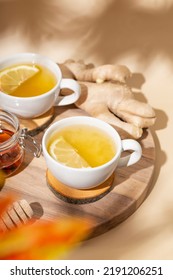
[0,0,173,259]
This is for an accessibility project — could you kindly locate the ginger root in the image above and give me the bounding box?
[59,60,156,139]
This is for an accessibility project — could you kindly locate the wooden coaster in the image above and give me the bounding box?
[46,170,115,204]
[19,108,55,136]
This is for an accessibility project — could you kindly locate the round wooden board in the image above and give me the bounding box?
[19,108,55,136]
[0,107,155,238]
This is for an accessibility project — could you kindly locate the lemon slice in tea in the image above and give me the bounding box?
[49,136,91,168]
[0,64,39,94]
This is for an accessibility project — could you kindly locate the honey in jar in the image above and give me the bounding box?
[0,127,24,176]
[0,110,24,176]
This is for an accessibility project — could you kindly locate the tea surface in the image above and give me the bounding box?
[0,63,57,97]
[47,124,116,168]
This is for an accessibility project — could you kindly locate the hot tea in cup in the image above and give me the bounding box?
[0,63,57,98]
[47,124,116,168]
[0,53,81,118]
[42,116,142,189]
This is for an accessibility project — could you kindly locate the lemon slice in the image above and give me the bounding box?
[49,136,91,168]
[0,64,39,94]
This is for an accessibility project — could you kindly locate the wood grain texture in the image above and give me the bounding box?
[0,105,155,238]
[19,108,55,136]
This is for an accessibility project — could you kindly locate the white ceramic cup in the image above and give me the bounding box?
[0,53,81,118]
[42,116,142,189]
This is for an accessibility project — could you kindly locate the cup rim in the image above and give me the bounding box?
[42,116,122,172]
[0,52,61,100]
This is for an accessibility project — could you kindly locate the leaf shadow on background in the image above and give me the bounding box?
[0,0,91,46]
[0,0,168,155]
[0,0,173,64]
[81,0,173,65]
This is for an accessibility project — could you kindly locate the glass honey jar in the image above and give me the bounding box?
[0,109,41,176]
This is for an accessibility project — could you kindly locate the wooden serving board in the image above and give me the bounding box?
[0,106,155,238]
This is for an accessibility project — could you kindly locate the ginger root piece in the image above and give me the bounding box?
[64,59,131,84]
[59,60,156,139]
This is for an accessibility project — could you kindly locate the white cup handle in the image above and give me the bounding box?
[118,139,142,167]
[55,78,81,106]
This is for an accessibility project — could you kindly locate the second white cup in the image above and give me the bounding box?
[42,116,142,189]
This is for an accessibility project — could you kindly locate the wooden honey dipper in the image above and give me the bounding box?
[0,199,33,232]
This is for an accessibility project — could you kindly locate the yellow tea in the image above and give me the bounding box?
[0,63,57,97]
[47,124,116,168]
